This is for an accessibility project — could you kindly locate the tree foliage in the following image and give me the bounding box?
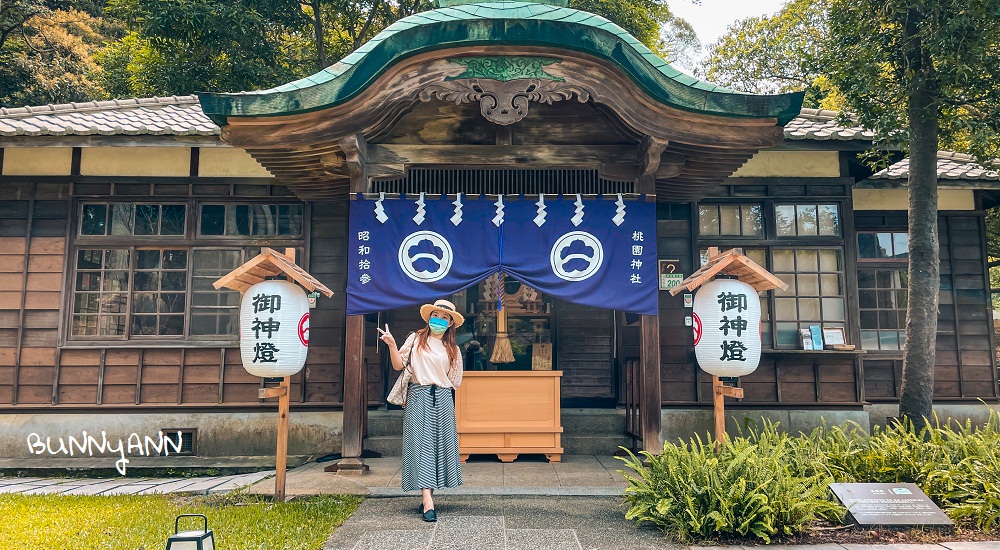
[1,0,701,106]
[95,0,305,97]
[570,0,697,62]
[0,3,107,106]
[822,0,1000,427]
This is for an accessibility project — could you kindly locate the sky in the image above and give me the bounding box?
[668,0,788,49]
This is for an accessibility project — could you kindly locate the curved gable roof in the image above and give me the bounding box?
[199,1,802,126]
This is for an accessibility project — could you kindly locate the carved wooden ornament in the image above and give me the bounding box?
[419,78,590,125]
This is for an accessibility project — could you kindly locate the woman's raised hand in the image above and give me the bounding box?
[377,323,396,347]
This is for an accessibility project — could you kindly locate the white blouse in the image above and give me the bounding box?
[399,333,463,389]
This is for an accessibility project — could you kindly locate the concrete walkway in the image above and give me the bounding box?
[3,456,999,550]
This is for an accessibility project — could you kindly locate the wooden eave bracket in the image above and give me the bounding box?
[212,247,335,297]
[668,247,788,295]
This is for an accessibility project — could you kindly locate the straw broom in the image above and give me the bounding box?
[490,275,515,363]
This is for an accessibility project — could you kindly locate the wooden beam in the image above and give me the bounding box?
[640,314,662,453]
[640,137,669,177]
[368,144,638,166]
[339,135,369,193]
[275,376,291,501]
[332,314,368,474]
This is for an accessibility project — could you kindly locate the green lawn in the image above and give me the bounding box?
[0,492,362,550]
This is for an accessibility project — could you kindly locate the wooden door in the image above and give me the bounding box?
[554,300,616,406]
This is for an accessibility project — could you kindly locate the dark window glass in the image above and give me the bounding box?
[857,267,908,350]
[81,204,107,235]
[200,205,226,235]
[161,205,186,235]
[859,231,909,260]
[199,204,304,237]
[134,205,159,235]
[80,203,185,237]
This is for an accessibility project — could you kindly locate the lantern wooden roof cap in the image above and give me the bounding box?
[669,247,787,295]
[213,247,334,297]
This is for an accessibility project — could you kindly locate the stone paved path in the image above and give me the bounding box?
[0,470,274,495]
[4,459,1000,550]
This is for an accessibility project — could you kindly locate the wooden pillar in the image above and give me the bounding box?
[331,314,368,474]
[640,314,662,453]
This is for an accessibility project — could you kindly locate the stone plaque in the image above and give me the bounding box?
[829,483,954,526]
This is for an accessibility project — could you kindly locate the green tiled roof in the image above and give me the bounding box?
[198,1,803,126]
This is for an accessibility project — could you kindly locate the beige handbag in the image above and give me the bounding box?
[386,368,411,406]
[386,333,414,406]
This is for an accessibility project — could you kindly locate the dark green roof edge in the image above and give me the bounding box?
[198,1,804,127]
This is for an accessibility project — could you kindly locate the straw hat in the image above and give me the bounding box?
[420,299,465,327]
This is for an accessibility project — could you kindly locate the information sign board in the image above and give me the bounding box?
[829,483,954,526]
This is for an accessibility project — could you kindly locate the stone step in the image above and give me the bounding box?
[364,436,402,457]
[560,409,626,434]
[367,411,404,437]
[366,409,627,438]
[561,435,635,456]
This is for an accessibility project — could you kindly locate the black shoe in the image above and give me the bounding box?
[418,503,424,514]
[422,509,437,522]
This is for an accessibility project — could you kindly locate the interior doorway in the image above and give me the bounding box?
[378,274,618,408]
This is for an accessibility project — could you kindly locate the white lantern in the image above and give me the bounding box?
[692,278,761,377]
[240,280,309,377]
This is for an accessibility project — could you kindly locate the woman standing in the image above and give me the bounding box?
[378,299,464,522]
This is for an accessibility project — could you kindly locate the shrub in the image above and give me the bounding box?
[620,408,1000,542]
[618,422,843,543]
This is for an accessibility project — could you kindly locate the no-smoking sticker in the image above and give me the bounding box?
[692,312,702,345]
[298,313,310,346]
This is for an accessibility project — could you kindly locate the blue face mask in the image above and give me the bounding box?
[428,317,449,335]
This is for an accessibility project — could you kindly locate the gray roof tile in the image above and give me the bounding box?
[783,108,875,141]
[0,95,218,137]
[870,151,999,182]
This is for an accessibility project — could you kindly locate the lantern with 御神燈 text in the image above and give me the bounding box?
[692,278,761,377]
[239,280,309,377]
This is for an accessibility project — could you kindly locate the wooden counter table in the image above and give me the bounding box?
[455,371,564,463]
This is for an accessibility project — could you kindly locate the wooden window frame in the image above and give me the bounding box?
[65,198,306,347]
[857,230,909,262]
[698,198,850,350]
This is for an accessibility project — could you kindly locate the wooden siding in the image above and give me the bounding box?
[0,181,349,410]
[859,212,999,401]
[0,184,69,406]
[306,202,348,406]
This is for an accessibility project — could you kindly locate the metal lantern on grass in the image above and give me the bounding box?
[692,277,762,377]
[165,514,214,550]
[239,279,310,377]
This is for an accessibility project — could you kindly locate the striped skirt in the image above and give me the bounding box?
[401,384,463,491]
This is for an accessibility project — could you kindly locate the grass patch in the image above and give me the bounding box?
[0,492,362,550]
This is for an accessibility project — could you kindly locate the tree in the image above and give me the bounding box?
[700,0,843,109]
[823,0,1000,429]
[0,6,106,107]
[570,0,698,62]
[97,0,307,97]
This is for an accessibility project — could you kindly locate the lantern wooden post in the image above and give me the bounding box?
[712,376,744,446]
[670,247,787,448]
[213,247,333,501]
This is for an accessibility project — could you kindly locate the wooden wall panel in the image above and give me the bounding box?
[555,300,615,402]
[655,206,700,404]
[859,212,998,402]
[303,201,348,406]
